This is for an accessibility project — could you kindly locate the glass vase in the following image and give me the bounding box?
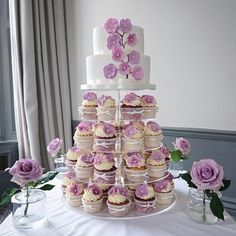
[11,188,46,229]
[169,159,184,178]
[187,188,220,224]
[54,154,69,172]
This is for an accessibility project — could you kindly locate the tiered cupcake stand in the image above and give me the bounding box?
[62,88,176,219]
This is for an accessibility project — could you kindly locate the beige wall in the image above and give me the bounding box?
[66,0,236,131]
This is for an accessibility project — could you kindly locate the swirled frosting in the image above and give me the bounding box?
[74,121,93,136]
[146,150,166,166]
[107,186,128,204]
[94,153,115,170]
[135,184,155,200]
[121,92,141,107]
[76,153,94,167]
[66,146,84,161]
[94,121,116,138]
[144,121,163,137]
[98,95,116,108]
[125,152,145,168]
[82,184,103,202]
[82,92,97,107]
[154,179,172,193]
[141,95,157,107]
[123,123,143,139]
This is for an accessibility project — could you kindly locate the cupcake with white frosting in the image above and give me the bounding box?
[80,92,98,120]
[121,92,143,120]
[73,121,94,149]
[82,183,103,213]
[66,146,86,168]
[61,170,77,194]
[106,186,131,217]
[146,150,167,178]
[141,95,158,119]
[97,95,116,121]
[144,121,163,149]
[134,183,156,213]
[75,153,94,180]
[65,182,84,207]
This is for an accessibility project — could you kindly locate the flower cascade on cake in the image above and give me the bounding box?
[106,186,131,216]
[103,18,143,81]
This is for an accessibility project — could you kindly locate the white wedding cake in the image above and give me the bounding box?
[81,18,156,90]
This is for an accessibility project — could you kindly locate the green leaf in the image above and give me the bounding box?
[170,150,182,162]
[179,172,197,188]
[38,184,55,191]
[0,188,19,206]
[210,192,224,220]
[35,171,58,186]
[219,179,231,191]
[205,189,214,198]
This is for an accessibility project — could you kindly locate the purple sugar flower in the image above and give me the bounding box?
[70,146,81,153]
[108,186,128,197]
[112,47,124,61]
[83,92,97,101]
[165,172,174,182]
[98,95,111,106]
[77,121,92,131]
[147,121,160,132]
[127,152,142,167]
[65,170,76,179]
[80,153,94,164]
[173,137,191,156]
[103,123,116,135]
[151,151,165,162]
[118,62,131,75]
[127,33,137,47]
[119,18,132,33]
[103,63,117,79]
[104,18,119,33]
[154,179,169,192]
[142,95,155,104]
[124,125,138,138]
[68,183,84,195]
[9,159,44,187]
[160,146,170,158]
[107,33,121,50]
[88,184,102,196]
[131,66,144,80]
[105,153,114,162]
[128,50,140,65]
[123,92,138,103]
[135,184,149,198]
[94,154,103,165]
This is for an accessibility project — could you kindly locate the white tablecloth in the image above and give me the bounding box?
[1,178,236,236]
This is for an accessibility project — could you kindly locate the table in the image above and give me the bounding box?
[1,178,236,236]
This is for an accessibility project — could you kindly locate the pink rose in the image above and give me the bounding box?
[131,66,144,80]
[47,138,63,157]
[173,137,191,156]
[190,159,224,191]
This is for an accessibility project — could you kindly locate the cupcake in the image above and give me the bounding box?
[107,186,131,217]
[82,183,103,213]
[97,95,116,121]
[144,121,163,149]
[66,146,85,167]
[160,145,171,167]
[154,179,174,205]
[123,122,143,151]
[75,153,94,180]
[134,184,156,213]
[80,92,97,120]
[61,171,77,193]
[121,92,143,120]
[65,182,84,207]
[94,121,117,151]
[141,95,158,119]
[127,183,137,200]
[94,153,116,191]
[146,150,167,178]
[124,152,147,183]
[73,121,94,149]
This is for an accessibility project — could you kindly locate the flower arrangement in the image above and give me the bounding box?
[180,159,231,220]
[170,137,191,162]
[47,138,63,157]
[103,18,144,80]
[0,159,58,217]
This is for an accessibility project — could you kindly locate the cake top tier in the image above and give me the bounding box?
[93,24,144,55]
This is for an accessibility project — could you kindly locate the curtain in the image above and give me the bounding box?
[9,0,72,170]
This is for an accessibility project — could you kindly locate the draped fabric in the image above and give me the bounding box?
[9,0,72,169]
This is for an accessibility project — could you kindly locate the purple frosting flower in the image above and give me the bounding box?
[142,95,155,104]
[122,92,139,104]
[165,172,174,182]
[103,123,116,135]
[160,146,170,159]
[47,138,63,157]
[118,62,131,75]
[131,66,144,80]
[112,47,125,61]
[87,183,102,196]
[103,63,117,79]
[9,159,44,187]
[68,183,84,195]
[83,92,97,101]
[190,159,224,191]
[69,146,81,153]
[104,18,119,33]
[135,184,149,198]
[127,152,143,167]
[124,125,139,138]
[173,137,191,156]
[77,121,92,131]
[154,179,169,192]
[127,33,137,47]
[151,151,165,162]
[147,121,160,132]
[65,170,76,179]
[128,50,140,65]
[98,95,114,106]
[119,18,132,33]
[80,153,94,164]
[108,186,128,197]
[107,33,121,49]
